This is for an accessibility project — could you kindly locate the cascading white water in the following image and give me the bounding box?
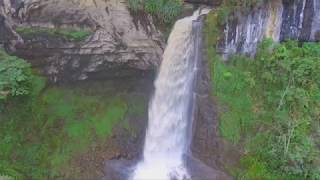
[132,9,209,180]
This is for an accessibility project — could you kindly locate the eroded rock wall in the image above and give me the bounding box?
[1,0,164,82]
[217,0,320,58]
[191,15,240,179]
[0,0,22,50]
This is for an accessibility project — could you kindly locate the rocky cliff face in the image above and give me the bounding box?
[0,0,22,50]
[218,0,320,58]
[1,0,164,82]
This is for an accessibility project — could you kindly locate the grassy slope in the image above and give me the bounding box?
[0,77,147,179]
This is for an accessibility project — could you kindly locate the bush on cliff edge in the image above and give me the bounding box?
[0,50,34,101]
[128,0,183,24]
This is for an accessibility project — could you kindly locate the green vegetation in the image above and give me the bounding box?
[213,56,255,144]
[205,7,320,179]
[128,0,183,24]
[0,50,34,100]
[0,50,146,179]
[16,27,92,41]
[0,82,129,179]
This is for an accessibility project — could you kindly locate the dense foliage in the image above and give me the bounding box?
[128,0,183,23]
[205,7,320,178]
[0,50,33,100]
[247,40,320,179]
[211,40,320,179]
[16,27,92,41]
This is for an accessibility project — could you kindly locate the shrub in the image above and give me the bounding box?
[128,0,143,12]
[251,40,320,178]
[128,0,183,24]
[159,0,183,23]
[0,50,33,100]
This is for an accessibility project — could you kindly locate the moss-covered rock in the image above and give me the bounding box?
[16,27,92,41]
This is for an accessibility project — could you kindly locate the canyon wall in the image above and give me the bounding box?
[0,0,164,82]
[217,0,320,58]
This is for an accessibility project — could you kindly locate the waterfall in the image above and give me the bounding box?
[132,9,209,180]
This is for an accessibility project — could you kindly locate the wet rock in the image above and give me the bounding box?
[217,0,320,58]
[192,15,241,178]
[111,152,122,160]
[186,155,231,180]
[104,160,135,180]
[0,1,22,50]
[311,0,320,41]
[280,0,314,41]
[315,31,320,41]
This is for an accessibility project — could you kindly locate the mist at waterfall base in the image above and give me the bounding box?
[131,9,209,180]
